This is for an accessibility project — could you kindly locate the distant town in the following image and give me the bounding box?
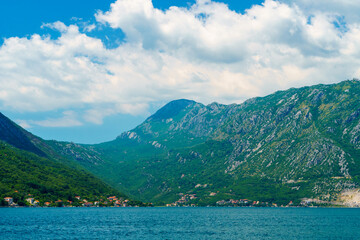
[3,194,141,207]
[3,192,332,208]
[165,193,322,207]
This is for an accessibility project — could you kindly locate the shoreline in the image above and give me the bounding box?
[1,205,356,209]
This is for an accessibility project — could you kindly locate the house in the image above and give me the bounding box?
[26,198,35,205]
[209,192,217,196]
[33,200,40,206]
[83,202,93,207]
[44,202,51,206]
[4,197,13,205]
[75,196,81,200]
[108,196,118,201]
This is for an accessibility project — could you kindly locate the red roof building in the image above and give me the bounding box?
[4,197,13,204]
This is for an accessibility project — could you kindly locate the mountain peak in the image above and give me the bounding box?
[0,112,45,156]
[148,99,196,121]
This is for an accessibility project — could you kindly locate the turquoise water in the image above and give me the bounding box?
[0,207,359,239]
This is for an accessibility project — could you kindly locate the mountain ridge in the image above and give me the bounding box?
[2,79,360,206]
[0,112,136,206]
[48,79,360,206]
[0,112,46,157]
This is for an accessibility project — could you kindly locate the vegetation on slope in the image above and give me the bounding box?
[0,141,131,206]
[44,80,360,206]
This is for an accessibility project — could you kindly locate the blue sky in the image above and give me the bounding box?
[0,0,263,44]
[1,0,359,143]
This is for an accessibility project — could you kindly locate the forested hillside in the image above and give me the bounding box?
[0,114,134,207]
[50,80,360,206]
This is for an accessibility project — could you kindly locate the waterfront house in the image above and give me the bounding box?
[26,198,35,205]
[4,197,13,204]
[108,196,118,201]
[83,202,93,207]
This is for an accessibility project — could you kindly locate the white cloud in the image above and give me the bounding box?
[15,111,82,128]
[1,0,360,126]
[31,111,82,128]
[83,103,148,125]
[83,24,96,32]
[15,119,31,129]
[282,0,360,23]
[42,21,69,32]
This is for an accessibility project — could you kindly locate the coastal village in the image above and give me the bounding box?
[166,192,315,207]
[2,189,338,208]
[2,194,346,208]
[3,194,137,207]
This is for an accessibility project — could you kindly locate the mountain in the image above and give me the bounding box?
[0,112,46,157]
[0,113,134,206]
[33,80,360,206]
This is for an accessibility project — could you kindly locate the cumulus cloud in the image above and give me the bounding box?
[283,0,360,23]
[83,24,96,32]
[84,103,149,124]
[17,111,82,128]
[33,111,83,127]
[1,0,360,126]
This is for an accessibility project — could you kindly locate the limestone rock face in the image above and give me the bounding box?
[43,80,360,204]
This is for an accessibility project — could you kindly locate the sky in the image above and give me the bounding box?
[1,0,360,143]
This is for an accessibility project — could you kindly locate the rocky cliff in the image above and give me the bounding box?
[49,80,360,205]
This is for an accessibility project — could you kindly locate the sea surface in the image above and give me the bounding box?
[0,207,359,239]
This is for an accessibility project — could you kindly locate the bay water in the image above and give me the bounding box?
[1,207,359,239]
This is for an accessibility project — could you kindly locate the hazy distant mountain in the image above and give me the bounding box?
[49,80,360,205]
